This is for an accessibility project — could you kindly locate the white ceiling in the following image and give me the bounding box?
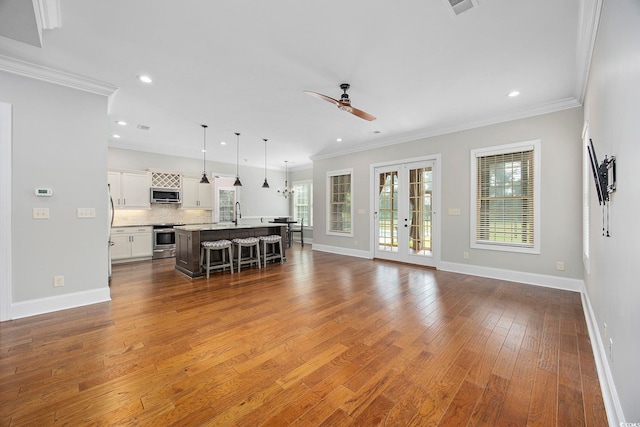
[0,0,596,171]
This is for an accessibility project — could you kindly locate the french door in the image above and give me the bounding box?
[374,160,437,267]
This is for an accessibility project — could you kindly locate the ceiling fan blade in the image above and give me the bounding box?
[347,106,377,121]
[304,91,341,107]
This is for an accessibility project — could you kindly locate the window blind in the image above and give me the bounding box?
[476,149,534,247]
[329,173,351,233]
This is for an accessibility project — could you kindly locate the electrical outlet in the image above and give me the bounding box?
[448,208,461,216]
[53,275,64,287]
[354,240,358,246]
[33,207,49,219]
[556,261,565,271]
[77,208,96,218]
[463,251,469,259]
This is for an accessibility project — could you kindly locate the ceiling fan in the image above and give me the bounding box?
[304,83,377,121]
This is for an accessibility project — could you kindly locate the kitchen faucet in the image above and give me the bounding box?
[233,201,241,226]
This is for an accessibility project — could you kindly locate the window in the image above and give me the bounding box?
[327,169,353,236]
[293,180,313,227]
[470,140,540,253]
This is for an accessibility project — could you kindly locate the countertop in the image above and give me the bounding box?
[112,222,205,228]
[175,223,285,231]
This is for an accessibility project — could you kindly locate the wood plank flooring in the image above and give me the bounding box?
[0,246,608,426]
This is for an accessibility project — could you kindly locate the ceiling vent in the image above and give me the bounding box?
[137,124,150,131]
[447,0,477,15]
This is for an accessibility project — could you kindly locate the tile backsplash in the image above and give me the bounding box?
[112,204,213,226]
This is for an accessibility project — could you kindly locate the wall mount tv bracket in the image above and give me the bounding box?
[587,138,616,236]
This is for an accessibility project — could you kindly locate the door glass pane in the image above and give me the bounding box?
[378,171,398,252]
[218,189,235,222]
[408,167,432,256]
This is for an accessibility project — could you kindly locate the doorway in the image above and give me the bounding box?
[373,158,439,268]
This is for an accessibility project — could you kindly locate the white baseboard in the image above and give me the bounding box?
[11,287,111,320]
[311,243,372,259]
[580,285,625,426]
[439,261,583,292]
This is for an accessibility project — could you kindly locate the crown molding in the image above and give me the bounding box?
[310,97,582,161]
[0,54,117,96]
[575,0,604,103]
[35,0,62,30]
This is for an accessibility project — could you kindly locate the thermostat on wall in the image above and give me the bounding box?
[34,188,53,197]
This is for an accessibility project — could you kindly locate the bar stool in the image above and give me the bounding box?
[232,237,261,272]
[200,240,234,278]
[259,235,284,267]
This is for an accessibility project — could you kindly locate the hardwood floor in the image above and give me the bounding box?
[0,246,608,426]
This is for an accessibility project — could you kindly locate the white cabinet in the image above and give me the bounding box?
[111,226,152,261]
[108,171,151,209]
[181,177,213,209]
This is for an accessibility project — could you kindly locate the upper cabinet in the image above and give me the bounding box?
[181,177,213,209]
[108,171,151,209]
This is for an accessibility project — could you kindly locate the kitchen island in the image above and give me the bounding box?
[174,223,287,278]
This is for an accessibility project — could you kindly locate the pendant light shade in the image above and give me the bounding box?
[262,138,270,188]
[277,160,294,198]
[199,124,210,184]
[233,132,242,186]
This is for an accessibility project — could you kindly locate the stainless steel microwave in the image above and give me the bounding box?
[150,188,181,204]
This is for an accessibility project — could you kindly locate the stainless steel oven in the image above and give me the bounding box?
[152,224,183,259]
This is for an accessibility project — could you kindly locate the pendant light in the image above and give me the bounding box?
[199,124,210,184]
[262,138,270,188]
[233,132,242,186]
[278,160,294,198]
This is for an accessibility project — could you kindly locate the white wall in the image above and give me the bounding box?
[313,107,584,280]
[582,0,640,422]
[1,70,110,317]
[109,147,289,219]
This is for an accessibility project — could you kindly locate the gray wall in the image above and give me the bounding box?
[109,147,289,219]
[582,0,640,421]
[1,71,109,304]
[313,107,584,279]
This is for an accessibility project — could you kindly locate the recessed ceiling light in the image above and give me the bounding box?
[220,141,226,145]
[112,134,121,139]
[508,91,520,97]
[116,120,127,126]
[201,149,207,153]
[336,138,342,142]
[137,75,152,84]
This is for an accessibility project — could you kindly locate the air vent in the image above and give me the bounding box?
[447,0,476,15]
[137,124,150,131]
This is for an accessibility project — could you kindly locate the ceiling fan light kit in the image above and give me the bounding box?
[304,83,376,121]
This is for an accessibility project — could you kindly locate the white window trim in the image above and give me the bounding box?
[292,179,313,227]
[470,139,541,254]
[326,168,354,237]
[582,123,591,274]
